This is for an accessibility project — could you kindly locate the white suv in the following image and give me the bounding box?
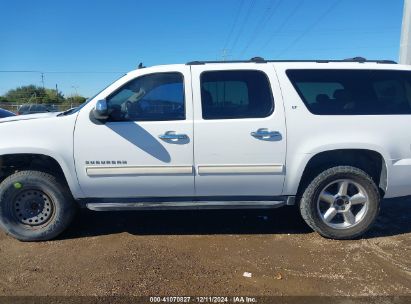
[0,57,409,241]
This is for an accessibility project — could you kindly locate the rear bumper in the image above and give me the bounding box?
[385,159,411,198]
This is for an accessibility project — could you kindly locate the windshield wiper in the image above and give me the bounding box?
[58,107,78,116]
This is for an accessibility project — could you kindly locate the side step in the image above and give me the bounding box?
[86,200,287,211]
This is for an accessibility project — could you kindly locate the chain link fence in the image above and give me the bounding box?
[0,102,82,114]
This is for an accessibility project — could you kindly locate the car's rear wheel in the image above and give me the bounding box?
[0,170,76,241]
[299,166,380,239]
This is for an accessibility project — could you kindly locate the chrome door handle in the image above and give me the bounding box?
[251,128,281,139]
[159,131,188,140]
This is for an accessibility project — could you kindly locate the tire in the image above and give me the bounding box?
[299,166,380,240]
[0,170,76,241]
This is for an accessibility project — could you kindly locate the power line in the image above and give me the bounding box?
[281,44,397,54]
[220,48,231,61]
[239,0,283,58]
[0,70,125,74]
[222,0,245,51]
[265,28,398,36]
[275,0,341,58]
[41,71,125,74]
[257,0,305,53]
[229,0,257,55]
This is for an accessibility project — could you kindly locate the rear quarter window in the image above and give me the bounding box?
[286,69,411,115]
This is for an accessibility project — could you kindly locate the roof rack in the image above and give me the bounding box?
[186,57,397,65]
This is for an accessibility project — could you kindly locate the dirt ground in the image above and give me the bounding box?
[0,197,410,298]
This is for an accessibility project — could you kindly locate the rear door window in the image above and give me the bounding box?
[200,70,274,119]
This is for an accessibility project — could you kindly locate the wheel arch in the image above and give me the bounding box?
[0,151,82,198]
[284,147,389,198]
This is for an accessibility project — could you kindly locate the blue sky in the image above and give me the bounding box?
[0,0,404,97]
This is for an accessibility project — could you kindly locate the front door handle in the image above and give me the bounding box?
[159,131,188,141]
[251,128,281,139]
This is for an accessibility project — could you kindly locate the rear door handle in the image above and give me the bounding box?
[251,128,281,139]
[159,131,188,141]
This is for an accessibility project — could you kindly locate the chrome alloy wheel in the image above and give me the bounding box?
[317,179,369,229]
[12,190,54,226]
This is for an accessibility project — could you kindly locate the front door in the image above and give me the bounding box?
[74,66,194,198]
[191,64,287,197]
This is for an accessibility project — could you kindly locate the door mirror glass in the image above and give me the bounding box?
[92,99,109,120]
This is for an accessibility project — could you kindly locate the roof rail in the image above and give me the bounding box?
[186,57,397,65]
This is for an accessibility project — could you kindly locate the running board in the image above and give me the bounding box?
[86,200,286,211]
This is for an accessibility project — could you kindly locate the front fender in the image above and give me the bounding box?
[0,114,84,198]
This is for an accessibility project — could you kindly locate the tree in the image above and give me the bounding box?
[44,88,65,104]
[1,85,87,111]
[4,85,64,104]
[65,95,86,104]
[0,96,9,103]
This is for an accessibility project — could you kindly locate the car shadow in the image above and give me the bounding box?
[60,198,411,240]
[107,122,171,163]
[364,196,411,239]
[61,206,310,239]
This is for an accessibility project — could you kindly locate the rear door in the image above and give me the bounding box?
[191,64,287,197]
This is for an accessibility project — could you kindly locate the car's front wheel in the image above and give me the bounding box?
[0,170,76,241]
[299,166,380,240]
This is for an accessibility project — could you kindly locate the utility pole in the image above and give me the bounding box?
[221,48,230,61]
[71,85,79,109]
[71,85,79,96]
[400,0,411,64]
[40,73,45,88]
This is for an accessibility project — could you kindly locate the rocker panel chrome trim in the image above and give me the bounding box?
[86,166,193,176]
[197,165,284,174]
[86,200,286,211]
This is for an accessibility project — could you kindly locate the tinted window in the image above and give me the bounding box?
[287,69,411,115]
[0,109,15,118]
[32,104,48,112]
[200,70,274,119]
[18,105,29,113]
[107,72,185,121]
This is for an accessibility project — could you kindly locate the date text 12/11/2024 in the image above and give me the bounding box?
[149,296,257,303]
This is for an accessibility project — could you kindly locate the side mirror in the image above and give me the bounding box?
[92,99,109,120]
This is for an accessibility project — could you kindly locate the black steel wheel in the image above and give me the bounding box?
[0,171,77,241]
